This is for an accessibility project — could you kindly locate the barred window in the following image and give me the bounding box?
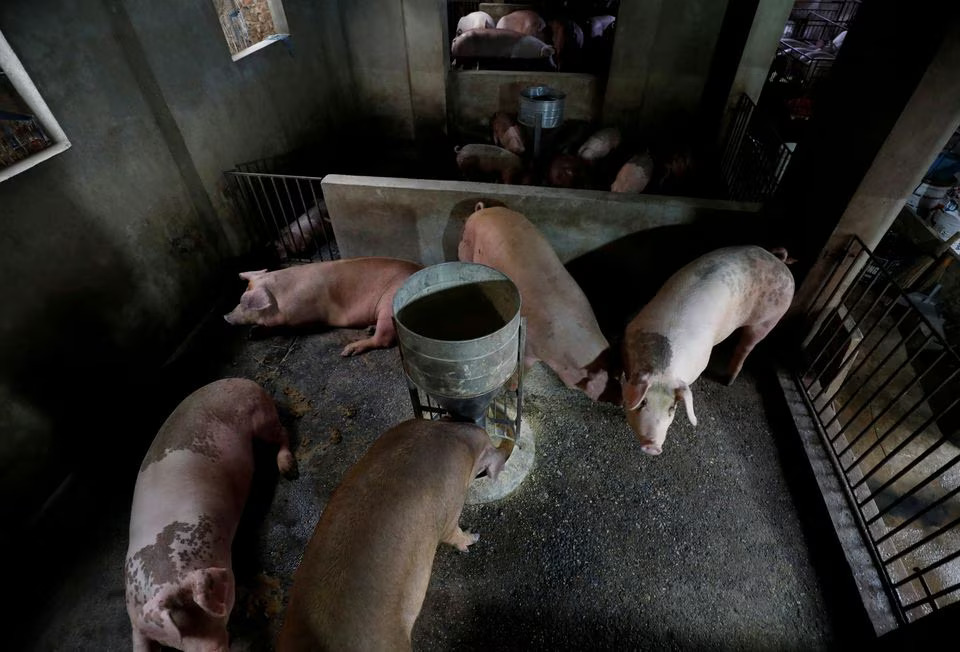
[213,0,290,62]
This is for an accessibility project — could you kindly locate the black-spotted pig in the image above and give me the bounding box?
[458,203,613,401]
[621,246,795,455]
[125,378,295,652]
[223,257,423,357]
[276,419,505,652]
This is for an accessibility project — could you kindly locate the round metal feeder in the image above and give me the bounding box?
[518,85,566,159]
[393,262,532,502]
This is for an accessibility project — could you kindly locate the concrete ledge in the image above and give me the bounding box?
[775,367,900,636]
[321,174,761,265]
[448,70,600,135]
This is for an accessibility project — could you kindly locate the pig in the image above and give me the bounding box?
[125,378,295,652]
[276,419,506,651]
[458,203,613,401]
[546,153,585,188]
[621,246,795,455]
[578,127,621,162]
[274,201,332,259]
[455,143,525,184]
[496,10,546,39]
[548,18,584,71]
[451,28,556,64]
[588,15,616,38]
[456,10,494,36]
[492,111,525,156]
[223,257,423,357]
[611,153,655,193]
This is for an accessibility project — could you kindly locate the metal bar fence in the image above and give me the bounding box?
[720,94,794,203]
[223,171,339,264]
[797,236,960,624]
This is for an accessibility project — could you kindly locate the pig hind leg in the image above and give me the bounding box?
[726,320,778,385]
[132,629,160,652]
[254,419,297,478]
[340,311,396,357]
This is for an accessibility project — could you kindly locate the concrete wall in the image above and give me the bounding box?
[449,71,600,137]
[321,174,761,265]
[603,0,731,136]
[0,0,356,537]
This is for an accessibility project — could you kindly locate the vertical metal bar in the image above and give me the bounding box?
[803,252,884,383]
[256,176,286,239]
[808,275,897,401]
[882,512,960,565]
[875,480,960,546]
[307,180,334,261]
[802,238,858,338]
[281,177,309,261]
[833,347,947,451]
[293,179,323,260]
[867,452,960,525]
[802,242,863,352]
[895,555,960,594]
[849,393,960,488]
[820,319,925,428]
[242,175,274,239]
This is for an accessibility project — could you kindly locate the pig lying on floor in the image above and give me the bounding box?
[621,246,795,455]
[277,419,505,651]
[125,378,295,652]
[224,257,423,356]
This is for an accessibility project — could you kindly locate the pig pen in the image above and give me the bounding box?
[15,179,875,650]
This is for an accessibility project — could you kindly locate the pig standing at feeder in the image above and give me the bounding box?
[277,419,505,652]
[223,257,423,356]
[621,246,795,455]
[547,153,585,188]
[456,10,494,36]
[497,10,546,40]
[455,143,525,184]
[458,203,613,401]
[492,112,525,156]
[125,378,295,652]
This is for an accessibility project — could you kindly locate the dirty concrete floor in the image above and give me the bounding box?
[19,321,873,651]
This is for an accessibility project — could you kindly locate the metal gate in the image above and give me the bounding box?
[224,171,339,263]
[798,236,960,624]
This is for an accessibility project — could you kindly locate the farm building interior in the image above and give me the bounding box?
[2,0,960,649]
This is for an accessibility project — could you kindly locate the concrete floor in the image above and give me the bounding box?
[18,318,873,651]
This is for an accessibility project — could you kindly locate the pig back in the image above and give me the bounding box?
[280,420,488,650]
[460,207,608,366]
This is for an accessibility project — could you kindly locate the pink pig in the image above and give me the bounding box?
[458,203,613,401]
[621,246,795,455]
[223,257,423,356]
[277,419,505,651]
[125,378,295,652]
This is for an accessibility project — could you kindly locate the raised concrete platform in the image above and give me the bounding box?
[321,174,761,265]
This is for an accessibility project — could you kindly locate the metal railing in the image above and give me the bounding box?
[798,236,960,624]
[224,171,339,263]
[720,94,794,203]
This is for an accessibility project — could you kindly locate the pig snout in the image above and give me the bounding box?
[640,443,662,456]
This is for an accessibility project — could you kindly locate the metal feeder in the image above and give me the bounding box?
[392,262,526,469]
[518,85,566,159]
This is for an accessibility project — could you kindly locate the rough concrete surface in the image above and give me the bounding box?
[18,317,871,651]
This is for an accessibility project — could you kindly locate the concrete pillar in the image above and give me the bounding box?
[602,0,730,138]
[727,0,794,108]
[789,8,960,312]
[401,0,447,142]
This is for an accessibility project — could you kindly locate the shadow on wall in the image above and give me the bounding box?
[565,219,772,347]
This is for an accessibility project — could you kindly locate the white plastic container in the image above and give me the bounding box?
[930,206,960,242]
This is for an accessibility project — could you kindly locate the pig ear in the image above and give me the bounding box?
[622,374,649,410]
[675,381,697,426]
[189,568,232,618]
[238,269,268,281]
[474,201,485,212]
[240,286,276,312]
[478,444,506,481]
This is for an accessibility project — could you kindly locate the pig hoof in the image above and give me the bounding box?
[278,450,298,479]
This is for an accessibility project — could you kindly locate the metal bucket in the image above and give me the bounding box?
[393,263,522,422]
[518,85,566,129]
